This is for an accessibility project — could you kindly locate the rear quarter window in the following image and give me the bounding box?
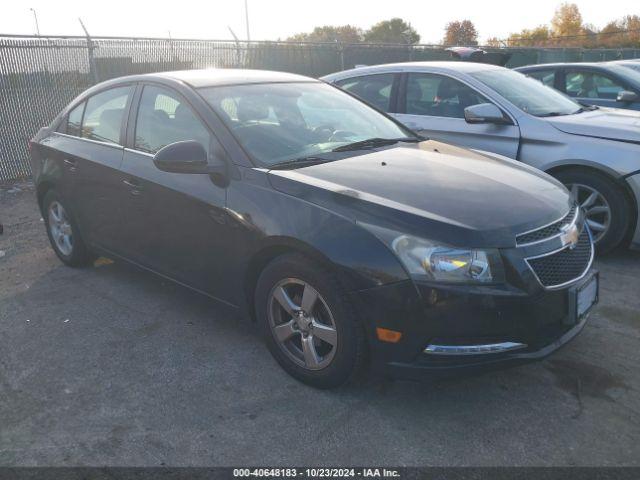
[526,70,556,87]
[65,102,85,136]
[335,73,395,112]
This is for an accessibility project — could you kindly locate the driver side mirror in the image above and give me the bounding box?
[154,140,227,180]
[464,103,510,125]
[617,90,639,103]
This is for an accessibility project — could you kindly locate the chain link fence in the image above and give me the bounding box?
[1,34,640,182]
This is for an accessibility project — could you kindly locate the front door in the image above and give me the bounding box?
[119,84,232,299]
[393,72,521,159]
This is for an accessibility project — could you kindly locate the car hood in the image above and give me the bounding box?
[267,141,571,248]
[547,108,640,144]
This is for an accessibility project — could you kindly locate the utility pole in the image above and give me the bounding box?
[244,0,250,41]
[228,26,242,67]
[30,8,40,36]
[79,18,99,84]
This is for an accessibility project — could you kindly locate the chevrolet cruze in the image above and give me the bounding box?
[30,69,598,388]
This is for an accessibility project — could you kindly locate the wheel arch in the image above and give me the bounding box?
[242,237,340,322]
[545,162,638,244]
[36,180,56,215]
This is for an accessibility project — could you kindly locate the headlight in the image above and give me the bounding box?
[391,235,494,283]
[359,223,502,284]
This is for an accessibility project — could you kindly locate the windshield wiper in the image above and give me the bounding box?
[537,111,571,118]
[332,137,419,153]
[268,156,333,170]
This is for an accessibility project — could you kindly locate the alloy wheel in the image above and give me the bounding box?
[48,201,74,256]
[268,278,338,371]
[568,183,611,244]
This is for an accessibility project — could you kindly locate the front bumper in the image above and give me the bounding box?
[349,271,597,381]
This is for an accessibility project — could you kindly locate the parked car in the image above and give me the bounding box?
[445,46,511,66]
[30,69,597,388]
[322,62,640,253]
[516,61,640,110]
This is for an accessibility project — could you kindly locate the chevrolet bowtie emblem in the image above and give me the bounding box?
[560,223,580,249]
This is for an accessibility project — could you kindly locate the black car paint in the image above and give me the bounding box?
[30,72,591,379]
[268,144,570,248]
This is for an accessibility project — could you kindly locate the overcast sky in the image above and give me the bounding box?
[2,0,638,44]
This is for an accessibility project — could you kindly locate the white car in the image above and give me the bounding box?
[323,62,640,253]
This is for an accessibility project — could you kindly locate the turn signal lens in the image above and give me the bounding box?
[376,327,403,343]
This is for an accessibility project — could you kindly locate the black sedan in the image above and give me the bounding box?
[516,61,640,111]
[30,69,598,388]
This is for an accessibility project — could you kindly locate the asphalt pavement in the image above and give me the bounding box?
[1,181,639,466]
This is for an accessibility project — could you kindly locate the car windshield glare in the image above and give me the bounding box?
[198,82,411,166]
[471,69,581,117]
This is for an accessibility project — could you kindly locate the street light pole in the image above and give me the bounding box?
[244,0,250,41]
[30,8,40,36]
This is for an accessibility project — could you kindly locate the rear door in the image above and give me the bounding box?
[74,85,134,252]
[36,101,87,215]
[394,72,520,158]
[47,85,134,252]
[119,83,231,296]
[562,68,631,109]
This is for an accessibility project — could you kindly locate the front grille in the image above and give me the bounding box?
[516,205,577,245]
[526,229,593,288]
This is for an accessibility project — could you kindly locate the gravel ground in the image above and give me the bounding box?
[1,181,639,467]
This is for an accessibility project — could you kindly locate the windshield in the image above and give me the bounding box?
[199,82,412,166]
[471,69,582,117]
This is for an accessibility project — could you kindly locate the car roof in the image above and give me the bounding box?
[105,68,318,89]
[609,59,640,65]
[321,61,505,81]
[516,62,626,71]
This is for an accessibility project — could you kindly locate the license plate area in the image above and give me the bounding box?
[567,272,599,325]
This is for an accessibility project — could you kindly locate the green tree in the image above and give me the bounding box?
[598,15,640,47]
[485,37,504,47]
[550,3,584,45]
[507,25,551,46]
[287,25,363,43]
[363,18,420,44]
[442,20,478,46]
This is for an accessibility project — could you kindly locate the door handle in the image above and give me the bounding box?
[122,178,143,195]
[63,158,77,171]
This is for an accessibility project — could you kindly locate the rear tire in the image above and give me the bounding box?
[255,254,367,389]
[553,169,630,254]
[42,190,93,267]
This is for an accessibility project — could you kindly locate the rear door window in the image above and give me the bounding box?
[335,74,395,112]
[81,86,133,144]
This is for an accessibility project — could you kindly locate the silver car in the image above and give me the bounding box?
[322,62,640,253]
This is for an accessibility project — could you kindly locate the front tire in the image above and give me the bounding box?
[553,169,630,254]
[42,190,93,267]
[255,254,367,389]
